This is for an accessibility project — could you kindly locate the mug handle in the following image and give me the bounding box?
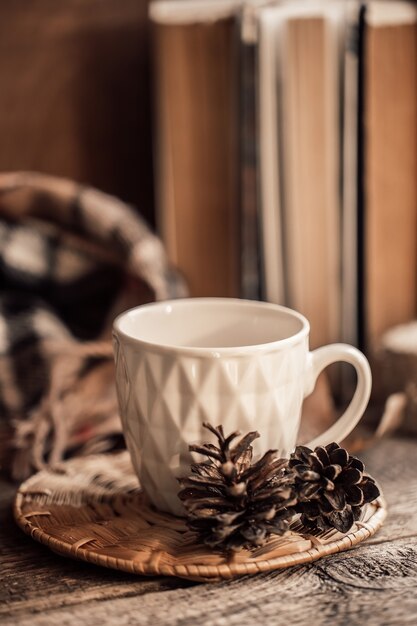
[303,343,372,448]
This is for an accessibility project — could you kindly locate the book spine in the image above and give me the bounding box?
[341,4,361,349]
[239,18,262,301]
[357,3,367,351]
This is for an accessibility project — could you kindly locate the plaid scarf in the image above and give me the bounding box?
[0,172,186,479]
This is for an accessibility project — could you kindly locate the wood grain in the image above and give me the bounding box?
[0,481,192,619]
[2,437,417,625]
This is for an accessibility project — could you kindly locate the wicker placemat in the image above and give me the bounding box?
[14,452,387,582]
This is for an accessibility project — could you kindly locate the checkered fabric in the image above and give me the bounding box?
[0,172,186,479]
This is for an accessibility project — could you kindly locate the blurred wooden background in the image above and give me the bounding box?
[0,0,154,225]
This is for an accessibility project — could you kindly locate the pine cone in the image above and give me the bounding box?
[289,442,380,533]
[178,423,297,552]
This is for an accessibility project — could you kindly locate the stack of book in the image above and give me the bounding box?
[150,0,417,354]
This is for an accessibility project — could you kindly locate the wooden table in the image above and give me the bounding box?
[2,436,417,625]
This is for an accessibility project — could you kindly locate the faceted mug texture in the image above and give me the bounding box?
[113,333,309,516]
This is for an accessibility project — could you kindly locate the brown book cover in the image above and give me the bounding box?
[279,5,344,349]
[151,3,240,297]
[364,2,417,349]
[0,0,153,223]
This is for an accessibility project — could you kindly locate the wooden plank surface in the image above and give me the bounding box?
[2,436,417,625]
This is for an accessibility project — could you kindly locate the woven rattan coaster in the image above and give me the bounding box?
[14,452,387,582]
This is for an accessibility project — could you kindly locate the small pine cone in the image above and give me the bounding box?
[289,442,380,533]
[178,423,297,552]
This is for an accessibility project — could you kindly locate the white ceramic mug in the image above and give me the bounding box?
[113,298,371,516]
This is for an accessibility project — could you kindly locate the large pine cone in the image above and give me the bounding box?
[178,423,296,552]
[289,442,380,533]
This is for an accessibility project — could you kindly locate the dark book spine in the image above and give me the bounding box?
[239,23,262,301]
[357,3,367,351]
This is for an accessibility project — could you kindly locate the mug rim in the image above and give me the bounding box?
[113,298,310,357]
